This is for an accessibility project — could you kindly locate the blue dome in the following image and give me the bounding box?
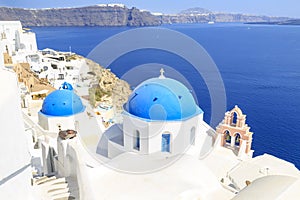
[41,89,84,116]
[125,78,202,120]
[60,82,73,90]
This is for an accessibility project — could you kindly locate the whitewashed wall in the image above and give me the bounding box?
[0,69,32,199]
[123,112,203,155]
[38,113,76,132]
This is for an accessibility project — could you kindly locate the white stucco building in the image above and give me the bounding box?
[0,21,37,56]
[38,83,85,132]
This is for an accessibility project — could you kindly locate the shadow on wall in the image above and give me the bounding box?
[96,124,124,157]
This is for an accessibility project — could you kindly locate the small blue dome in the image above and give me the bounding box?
[60,82,73,90]
[125,77,202,120]
[41,89,84,116]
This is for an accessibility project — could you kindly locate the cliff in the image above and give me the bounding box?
[246,19,300,25]
[0,5,162,27]
[161,8,290,24]
[0,5,293,27]
[84,57,131,114]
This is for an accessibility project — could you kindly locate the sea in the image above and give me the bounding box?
[30,23,300,169]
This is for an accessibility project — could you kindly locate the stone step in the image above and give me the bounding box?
[33,176,76,200]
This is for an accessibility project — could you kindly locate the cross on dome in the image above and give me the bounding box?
[159,68,165,79]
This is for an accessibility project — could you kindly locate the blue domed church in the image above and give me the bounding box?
[38,82,85,132]
[121,72,204,155]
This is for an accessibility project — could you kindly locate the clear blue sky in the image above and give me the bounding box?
[1,0,299,18]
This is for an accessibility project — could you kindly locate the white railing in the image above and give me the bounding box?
[22,111,57,139]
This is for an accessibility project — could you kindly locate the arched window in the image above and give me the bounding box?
[133,130,140,151]
[162,133,171,152]
[224,130,231,144]
[232,112,238,126]
[235,134,241,146]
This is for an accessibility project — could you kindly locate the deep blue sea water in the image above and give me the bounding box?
[31,23,300,169]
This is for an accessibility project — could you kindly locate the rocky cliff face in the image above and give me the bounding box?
[85,57,131,114]
[0,5,162,26]
[247,19,300,25]
[160,13,290,24]
[161,7,290,24]
[0,5,292,27]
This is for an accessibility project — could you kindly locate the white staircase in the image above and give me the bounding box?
[33,176,76,200]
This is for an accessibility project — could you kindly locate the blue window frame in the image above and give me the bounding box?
[162,134,171,152]
[134,131,140,151]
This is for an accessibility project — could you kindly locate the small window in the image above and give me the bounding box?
[51,64,58,69]
[58,74,64,80]
[162,134,171,152]
[133,130,140,151]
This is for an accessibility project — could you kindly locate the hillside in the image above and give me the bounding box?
[0,5,293,26]
[0,5,162,26]
[246,19,300,25]
[161,8,290,24]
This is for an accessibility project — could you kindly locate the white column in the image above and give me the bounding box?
[230,136,235,147]
[238,139,247,158]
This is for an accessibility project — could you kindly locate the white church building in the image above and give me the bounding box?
[26,71,300,199]
[1,63,300,199]
[122,73,204,155]
[38,82,85,133]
